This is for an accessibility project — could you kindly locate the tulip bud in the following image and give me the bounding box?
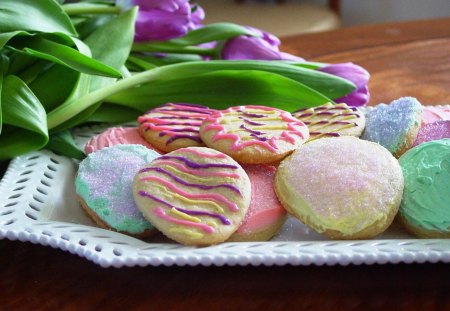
[319,62,370,106]
[117,0,205,41]
[221,26,304,61]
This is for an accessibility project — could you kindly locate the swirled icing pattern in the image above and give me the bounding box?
[199,106,309,163]
[422,105,450,125]
[399,139,450,236]
[293,103,365,141]
[138,103,215,151]
[133,147,251,245]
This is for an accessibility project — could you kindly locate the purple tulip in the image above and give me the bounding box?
[319,62,370,107]
[221,26,304,61]
[117,0,205,41]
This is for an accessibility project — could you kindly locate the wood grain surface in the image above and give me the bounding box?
[1,18,450,311]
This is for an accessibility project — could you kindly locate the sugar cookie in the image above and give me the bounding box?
[133,147,251,246]
[275,136,404,239]
[138,103,215,152]
[361,97,423,157]
[75,144,160,237]
[199,105,309,164]
[84,127,161,154]
[293,103,365,141]
[398,139,450,238]
[228,164,286,242]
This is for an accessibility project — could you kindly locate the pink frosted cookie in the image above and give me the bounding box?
[275,136,404,240]
[199,105,309,164]
[138,103,215,152]
[228,165,286,242]
[293,103,366,141]
[133,147,251,246]
[422,105,450,125]
[413,120,450,147]
[84,127,162,155]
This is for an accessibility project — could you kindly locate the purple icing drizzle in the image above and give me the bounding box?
[239,111,266,118]
[240,117,264,126]
[150,156,239,169]
[142,167,242,194]
[138,190,231,225]
[165,134,202,145]
[239,124,264,135]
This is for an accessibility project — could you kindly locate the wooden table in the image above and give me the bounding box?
[1,18,450,311]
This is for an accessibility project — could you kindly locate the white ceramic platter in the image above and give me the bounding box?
[1,121,449,268]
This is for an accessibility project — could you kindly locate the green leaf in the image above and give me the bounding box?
[132,23,256,52]
[9,36,122,78]
[0,55,9,134]
[47,61,339,130]
[50,102,101,133]
[0,0,76,36]
[46,130,85,160]
[87,104,141,123]
[156,61,356,99]
[84,7,137,91]
[28,63,79,112]
[0,75,48,160]
[106,70,331,112]
[129,53,203,67]
[7,51,38,75]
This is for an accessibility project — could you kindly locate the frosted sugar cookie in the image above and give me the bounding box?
[398,139,450,238]
[138,103,215,152]
[275,136,404,239]
[413,120,450,147]
[228,164,286,242]
[75,145,160,237]
[422,105,450,125]
[133,147,251,246]
[199,105,309,164]
[84,127,161,154]
[293,103,365,141]
[361,97,423,157]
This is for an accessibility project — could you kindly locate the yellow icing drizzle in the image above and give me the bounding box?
[169,208,201,223]
[152,184,225,213]
[161,164,235,184]
[169,227,204,239]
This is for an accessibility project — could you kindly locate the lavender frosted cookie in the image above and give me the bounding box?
[75,144,160,237]
[361,97,423,157]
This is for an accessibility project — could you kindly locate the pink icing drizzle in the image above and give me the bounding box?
[140,176,239,212]
[153,207,215,233]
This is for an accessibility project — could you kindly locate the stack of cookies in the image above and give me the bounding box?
[75,99,450,246]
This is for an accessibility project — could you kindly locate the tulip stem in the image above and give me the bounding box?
[63,3,121,16]
[132,43,217,57]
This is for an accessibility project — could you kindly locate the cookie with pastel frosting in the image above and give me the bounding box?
[75,144,160,237]
[133,147,251,246]
[275,136,404,240]
[422,105,450,125]
[228,164,287,242]
[84,127,162,155]
[138,103,215,153]
[293,103,365,141]
[398,139,450,238]
[199,105,309,164]
[361,97,423,157]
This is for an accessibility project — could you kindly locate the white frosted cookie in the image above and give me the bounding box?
[138,103,215,152]
[293,103,365,141]
[133,147,251,246]
[199,105,309,164]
